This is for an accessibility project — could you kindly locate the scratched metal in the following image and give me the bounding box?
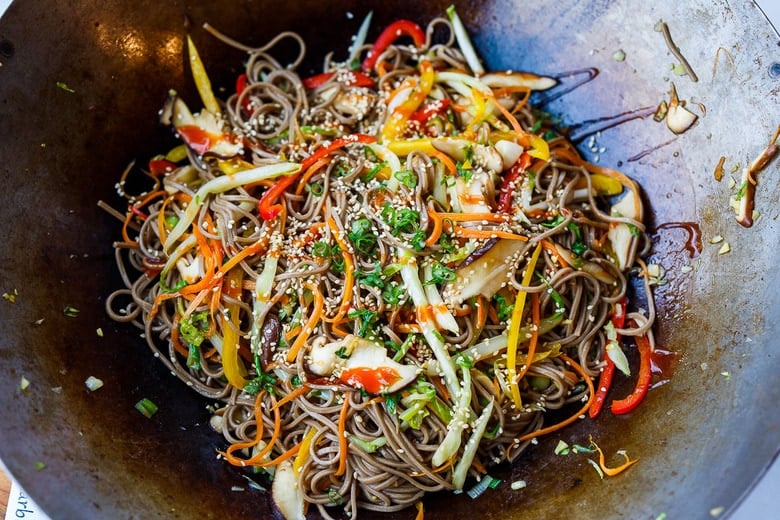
[0,1,777,519]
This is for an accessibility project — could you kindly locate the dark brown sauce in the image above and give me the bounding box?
[569,105,658,142]
[650,348,680,389]
[532,67,599,105]
[627,137,678,162]
[653,221,703,258]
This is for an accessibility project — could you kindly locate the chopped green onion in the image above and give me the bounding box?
[135,398,159,418]
[587,458,605,479]
[510,479,527,490]
[34,461,46,471]
[63,305,80,318]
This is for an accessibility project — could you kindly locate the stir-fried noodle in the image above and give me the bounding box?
[104,11,655,519]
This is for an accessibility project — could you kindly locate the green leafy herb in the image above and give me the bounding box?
[493,293,514,322]
[383,392,400,414]
[540,214,566,228]
[347,218,378,256]
[357,264,385,289]
[381,282,405,305]
[348,308,379,338]
[244,372,278,395]
[179,311,209,369]
[328,488,346,506]
[335,346,351,359]
[160,275,188,294]
[427,261,456,285]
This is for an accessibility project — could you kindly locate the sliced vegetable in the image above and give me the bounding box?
[611,330,652,415]
[258,134,376,220]
[272,459,305,520]
[361,19,426,72]
[444,239,527,305]
[135,398,159,418]
[186,35,221,115]
[446,5,484,75]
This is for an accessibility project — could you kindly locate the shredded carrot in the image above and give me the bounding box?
[425,208,509,246]
[334,394,351,477]
[414,501,425,520]
[322,217,355,325]
[284,325,303,343]
[514,354,595,443]
[552,145,640,217]
[410,458,453,477]
[222,391,269,465]
[271,384,311,411]
[285,281,324,363]
[430,376,451,404]
[396,323,423,334]
[589,436,639,476]
[490,93,549,160]
[427,149,458,175]
[453,226,529,242]
[294,157,331,196]
[121,189,168,244]
[169,312,189,357]
[513,292,540,383]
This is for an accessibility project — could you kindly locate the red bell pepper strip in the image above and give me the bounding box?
[148,159,177,177]
[361,19,426,73]
[235,74,253,113]
[257,133,377,220]
[588,297,626,419]
[409,99,452,123]
[611,329,653,415]
[497,152,532,212]
[302,71,375,89]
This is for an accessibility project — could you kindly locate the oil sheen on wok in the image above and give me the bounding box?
[104,8,658,520]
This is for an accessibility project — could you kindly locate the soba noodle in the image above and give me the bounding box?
[104,11,656,519]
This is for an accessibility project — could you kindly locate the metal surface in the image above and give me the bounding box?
[0,1,778,519]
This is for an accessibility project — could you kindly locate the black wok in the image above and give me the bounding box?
[0,0,778,518]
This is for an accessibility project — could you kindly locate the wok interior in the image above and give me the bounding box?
[0,0,778,518]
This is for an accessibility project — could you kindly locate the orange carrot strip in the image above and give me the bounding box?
[294,157,331,196]
[515,354,594,443]
[590,436,639,476]
[453,226,529,241]
[271,384,311,411]
[285,281,324,363]
[514,292,540,384]
[334,395,350,477]
[322,217,354,324]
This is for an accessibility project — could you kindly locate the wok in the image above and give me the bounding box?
[0,0,778,518]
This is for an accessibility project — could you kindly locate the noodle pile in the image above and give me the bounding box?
[104,11,656,519]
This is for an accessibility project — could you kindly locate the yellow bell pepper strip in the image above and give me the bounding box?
[186,35,221,116]
[221,267,249,389]
[292,427,318,476]
[386,138,438,156]
[380,61,434,143]
[361,19,426,73]
[258,133,376,220]
[506,242,542,409]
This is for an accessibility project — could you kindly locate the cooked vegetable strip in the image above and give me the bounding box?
[164,162,300,253]
[506,242,542,409]
[105,12,660,519]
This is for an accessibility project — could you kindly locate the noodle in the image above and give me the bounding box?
[104,11,656,519]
